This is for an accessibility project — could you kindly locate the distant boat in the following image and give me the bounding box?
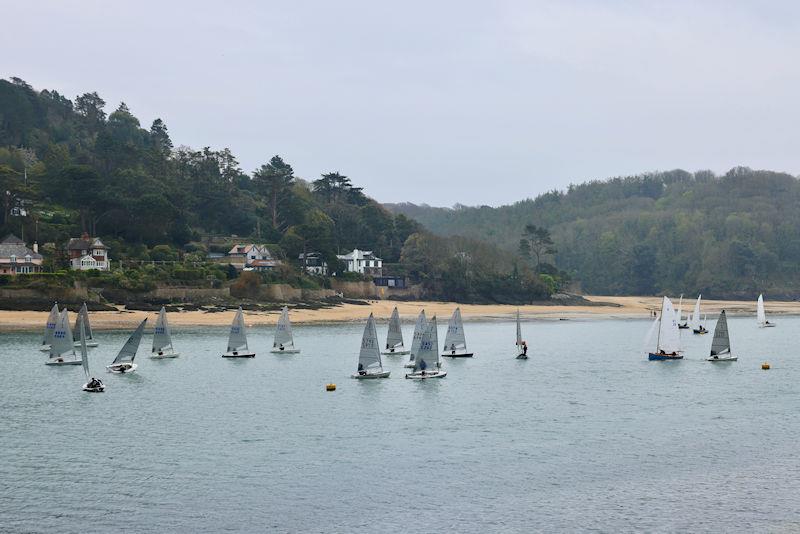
[107,318,147,373]
[404,310,427,368]
[79,316,105,392]
[442,307,473,357]
[45,309,82,365]
[73,302,99,347]
[648,296,683,360]
[382,307,409,355]
[515,310,528,359]
[352,313,390,379]
[270,306,300,353]
[691,295,708,334]
[406,316,447,379]
[39,302,59,352]
[151,306,179,358]
[757,294,776,328]
[222,306,255,358]
[677,294,689,329]
[708,310,736,362]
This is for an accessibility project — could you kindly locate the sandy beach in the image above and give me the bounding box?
[1,296,796,331]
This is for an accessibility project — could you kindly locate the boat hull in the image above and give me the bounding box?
[351,371,391,379]
[39,345,51,352]
[405,370,447,380]
[73,341,99,347]
[758,323,776,328]
[403,361,415,368]
[648,352,684,361]
[381,349,410,356]
[707,356,737,362]
[45,358,82,366]
[442,352,474,358]
[693,328,708,335]
[107,363,138,373]
[516,353,528,359]
[150,351,180,359]
[270,348,301,354]
[82,383,105,392]
[222,352,255,358]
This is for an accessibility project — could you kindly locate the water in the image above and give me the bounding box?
[2,315,799,533]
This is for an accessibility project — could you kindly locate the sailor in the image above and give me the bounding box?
[278,343,284,351]
[358,363,366,376]
[523,343,528,356]
[450,343,456,354]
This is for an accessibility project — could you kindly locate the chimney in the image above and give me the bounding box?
[33,242,38,253]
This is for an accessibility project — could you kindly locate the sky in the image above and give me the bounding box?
[4,0,800,206]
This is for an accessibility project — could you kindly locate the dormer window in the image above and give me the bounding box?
[24,255,31,263]
[9,255,16,263]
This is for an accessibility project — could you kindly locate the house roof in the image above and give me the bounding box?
[228,244,273,258]
[67,236,107,251]
[337,248,382,261]
[0,234,43,261]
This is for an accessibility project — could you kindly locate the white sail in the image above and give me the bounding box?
[414,316,440,372]
[516,310,523,348]
[113,318,147,364]
[73,303,93,342]
[710,310,731,357]
[643,316,659,355]
[50,309,76,359]
[691,295,702,329]
[676,295,683,324]
[443,308,467,352]
[273,306,294,348]
[227,307,248,352]
[79,316,90,379]
[42,302,59,347]
[408,310,427,362]
[385,307,404,349]
[152,306,173,352]
[757,294,767,325]
[656,296,681,353]
[358,313,383,371]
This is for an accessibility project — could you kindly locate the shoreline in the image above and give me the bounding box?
[0,296,795,331]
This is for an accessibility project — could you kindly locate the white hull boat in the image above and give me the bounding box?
[46,308,82,366]
[106,362,138,373]
[442,349,473,358]
[224,306,254,358]
[270,347,301,354]
[707,356,737,362]
[707,310,736,363]
[150,349,180,359]
[39,345,52,352]
[74,341,99,347]
[272,306,300,355]
[353,314,390,379]
[82,382,106,392]
[443,308,473,358]
[151,307,179,358]
[405,315,446,380]
[757,294,776,328]
[107,318,147,373]
[45,358,82,366]
[382,307,408,356]
[405,370,447,380]
[222,351,256,358]
[382,348,410,356]
[352,370,391,379]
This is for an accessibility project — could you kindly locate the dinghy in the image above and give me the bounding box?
[352,313,390,379]
[757,294,776,328]
[45,309,82,365]
[406,316,446,379]
[515,310,528,359]
[677,294,689,329]
[107,318,147,373]
[707,310,736,361]
[222,306,255,358]
[404,310,427,368]
[270,306,300,353]
[442,308,473,357]
[691,295,708,334]
[382,307,409,355]
[39,302,59,352]
[73,303,99,347]
[648,296,683,360]
[79,316,105,392]
[151,306,179,358]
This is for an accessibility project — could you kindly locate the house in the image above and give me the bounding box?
[0,234,43,275]
[67,233,110,271]
[227,243,279,271]
[336,248,382,276]
[298,252,328,276]
[373,275,406,288]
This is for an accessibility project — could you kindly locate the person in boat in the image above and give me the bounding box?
[523,343,528,356]
[357,363,366,376]
[419,359,427,375]
[450,343,456,354]
[87,377,103,389]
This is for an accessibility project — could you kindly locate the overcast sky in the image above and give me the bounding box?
[4,1,800,206]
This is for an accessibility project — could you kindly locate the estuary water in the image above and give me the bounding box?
[1,315,799,533]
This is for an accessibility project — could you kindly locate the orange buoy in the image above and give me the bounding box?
[761,362,770,370]
[326,383,336,391]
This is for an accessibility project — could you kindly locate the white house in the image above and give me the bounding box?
[337,248,382,276]
[227,243,279,271]
[67,234,110,271]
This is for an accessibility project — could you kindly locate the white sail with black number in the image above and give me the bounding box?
[41,302,59,349]
[49,309,77,361]
[414,316,440,372]
[273,306,294,348]
[408,310,427,362]
[385,307,404,350]
[228,307,248,352]
[152,307,173,353]
[443,307,468,352]
[112,319,147,364]
[358,313,383,372]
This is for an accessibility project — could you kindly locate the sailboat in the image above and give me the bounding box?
[73,302,99,347]
[647,296,683,360]
[691,295,708,334]
[757,294,776,327]
[382,307,409,355]
[151,306,179,358]
[352,313,390,379]
[45,309,82,365]
[442,307,473,357]
[677,294,689,329]
[39,302,59,352]
[405,316,447,379]
[107,318,147,373]
[708,310,736,361]
[79,316,105,392]
[222,306,255,358]
[270,306,300,353]
[404,310,427,368]
[515,310,528,359]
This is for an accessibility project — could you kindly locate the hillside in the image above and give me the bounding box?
[386,168,800,298]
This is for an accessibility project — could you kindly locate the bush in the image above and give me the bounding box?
[230,271,261,298]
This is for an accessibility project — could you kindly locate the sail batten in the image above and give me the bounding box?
[273,306,294,348]
[385,307,404,349]
[113,319,147,364]
[227,307,248,352]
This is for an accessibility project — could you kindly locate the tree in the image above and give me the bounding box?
[75,91,106,126]
[520,224,556,272]
[253,155,295,229]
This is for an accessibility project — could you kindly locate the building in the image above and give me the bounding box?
[298,252,328,275]
[337,248,382,276]
[373,275,406,288]
[67,233,110,271]
[0,234,43,275]
[227,243,279,271]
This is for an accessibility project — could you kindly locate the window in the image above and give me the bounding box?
[9,255,16,263]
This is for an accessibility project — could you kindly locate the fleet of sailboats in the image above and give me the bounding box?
[352,313,390,379]
[757,294,775,328]
[151,306,179,358]
[107,318,147,373]
[442,307,473,358]
[223,306,255,358]
[271,306,300,353]
[382,307,409,355]
[405,316,446,379]
[404,310,427,368]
